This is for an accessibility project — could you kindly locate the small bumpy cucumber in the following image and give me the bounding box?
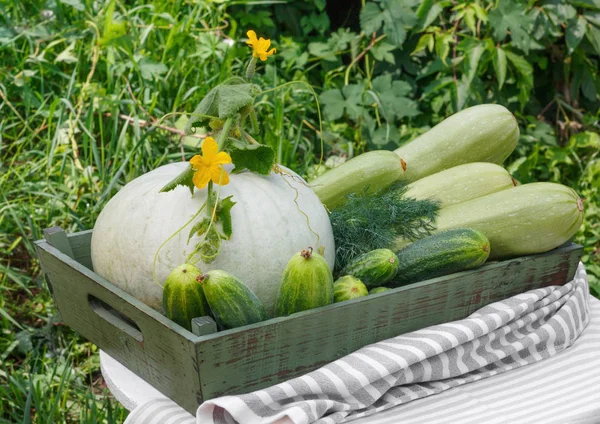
[393,228,490,286]
[310,151,406,210]
[333,276,368,303]
[394,104,519,182]
[404,163,516,207]
[199,270,269,329]
[162,264,210,331]
[369,287,391,295]
[275,247,334,317]
[343,249,399,289]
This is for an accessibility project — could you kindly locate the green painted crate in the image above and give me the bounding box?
[35,226,583,415]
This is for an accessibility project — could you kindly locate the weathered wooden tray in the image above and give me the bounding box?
[35,226,583,414]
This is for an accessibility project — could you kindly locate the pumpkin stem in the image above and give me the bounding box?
[196,274,208,284]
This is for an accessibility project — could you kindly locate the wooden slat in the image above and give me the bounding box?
[34,240,203,413]
[66,230,93,270]
[195,243,582,400]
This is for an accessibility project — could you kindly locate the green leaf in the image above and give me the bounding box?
[371,75,419,120]
[412,33,434,55]
[216,195,236,239]
[566,16,587,55]
[488,0,542,54]
[463,42,484,86]
[188,218,211,243]
[138,58,167,80]
[60,0,85,11]
[341,84,366,120]
[54,42,78,64]
[185,83,260,132]
[308,42,337,61]
[371,42,396,64]
[505,50,533,107]
[417,0,443,30]
[360,2,385,34]
[586,24,600,55]
[160,166,195,195]
[319,89,345,120]
[384,1,418,45]
[584,10,600,27]
[493,47,507,89]
[567,0,600,9]
[464,8,477,35]
[435,31,454,63]
[570,131,600,148]
[230,144,276,175]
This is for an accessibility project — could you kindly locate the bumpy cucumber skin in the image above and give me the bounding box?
[394,104,519,182]
[310,151,405,210]
[393,228,490,286]
[369,287,391,295]
[333,276,368,302]
[275,250,334,317]
[162,264,210,331]
[404,163,516,207]
[200,270,269,329]
[396,182,584,259]
[343,248,399,289]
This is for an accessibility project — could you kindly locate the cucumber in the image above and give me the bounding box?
[395,182,585,259]
[310,151,406,210]
[199,270,269,329]
[343,248,399,289]
[369,287,391,295]
[275,248,334,317]
[333,276,368,302]
[162,264,210,331]
[394,104,519,182]
[405,163,516,207]
[393,228,490,286]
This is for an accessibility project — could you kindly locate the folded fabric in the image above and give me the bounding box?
[197,263,591,424]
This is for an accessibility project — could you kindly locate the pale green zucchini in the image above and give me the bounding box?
[395,182,584,259]
[404,163,516,207]
[394,104,519,182]
[310,151,405,210]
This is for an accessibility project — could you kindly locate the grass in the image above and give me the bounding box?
[1,0,598,423]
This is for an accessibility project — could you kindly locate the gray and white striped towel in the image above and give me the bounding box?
[125,263,594,424]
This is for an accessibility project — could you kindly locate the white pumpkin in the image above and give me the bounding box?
[91,162,335,313]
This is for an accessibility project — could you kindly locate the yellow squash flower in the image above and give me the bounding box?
[246,30,276,61]
[190,137,232,189]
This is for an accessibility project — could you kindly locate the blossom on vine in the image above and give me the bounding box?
[246,30,276,61]
[190,137,232,189]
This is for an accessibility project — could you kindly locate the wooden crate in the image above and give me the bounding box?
[35,227,583,414]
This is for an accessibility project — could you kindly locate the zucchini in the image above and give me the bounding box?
[343,248,399,289]
[199,270,269,329]
[393,228,490,286]
[394,104,519,182]
[162,264,210,331]
[310,151,406,210]
[395,182,585,259]
[333,276,368,302]
[405,163,516,207]
[275,248,334,317]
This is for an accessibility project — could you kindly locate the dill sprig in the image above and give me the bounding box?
[330,183,440,272]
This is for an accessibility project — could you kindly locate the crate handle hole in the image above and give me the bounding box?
[88,295,144,343]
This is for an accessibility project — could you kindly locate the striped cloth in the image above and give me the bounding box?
[125,263,596,424]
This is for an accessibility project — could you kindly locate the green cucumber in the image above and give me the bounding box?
[394,104,519,182]
[406,182,584,260]
[333,276,368,302]
[393,228,490,286]
[199,270,269,329]
[405,163,516,207]
[343,248,399,289]
[162,264,210,331]
[310,151,406,210]
[275,248,334,317]
[369,287,391,295]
